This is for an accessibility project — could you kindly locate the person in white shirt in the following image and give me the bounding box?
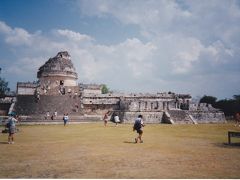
[6,115,18,144]
[54,111,57,117]
[114,114,120,126]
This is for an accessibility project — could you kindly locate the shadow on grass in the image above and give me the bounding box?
[0,142,9,144]
[123,141,136,144]
[214,142,240,148]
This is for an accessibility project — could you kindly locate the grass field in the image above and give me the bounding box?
[0,122,240,179]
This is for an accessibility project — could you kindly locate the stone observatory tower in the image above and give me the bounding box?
[37,51,78,91]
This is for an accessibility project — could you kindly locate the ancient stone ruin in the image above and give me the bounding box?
[10,51,226,124]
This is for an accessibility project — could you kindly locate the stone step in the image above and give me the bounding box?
[167,110,194,124]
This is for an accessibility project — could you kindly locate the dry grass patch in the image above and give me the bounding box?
[0,122,240,178]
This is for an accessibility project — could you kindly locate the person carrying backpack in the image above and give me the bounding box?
[63,113,69,126]
[6,114,18,144]
[133,115,145,143]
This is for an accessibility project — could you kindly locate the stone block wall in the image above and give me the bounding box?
[14,95,82,116]
[82,96,119,105]
[188,111,226,123]
[122,111,164,123]
[167,110,194,124]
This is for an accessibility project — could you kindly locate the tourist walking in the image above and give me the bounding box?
[45,111,50,120]
[103,111,110,127]
[54,111,57,117]
[114,114,120,126]
[133,115,145,143]
[63,113,69,126]
[6,114,18,144]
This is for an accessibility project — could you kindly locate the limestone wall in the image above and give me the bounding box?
[82,89,102,95]
[82,96,119,105]
[167,110,194,124]
[39,76,77,91]
[17,87,36,95]
[83,104,119,114]
[122,111,164,123]
[17,82,38,95]
[188,111,226,123]
[14,95,82,116]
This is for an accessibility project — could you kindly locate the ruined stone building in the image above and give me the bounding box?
[8,51,225,124]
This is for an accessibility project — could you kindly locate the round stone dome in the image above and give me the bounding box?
[37,51,78,89]
[37,51,78,80]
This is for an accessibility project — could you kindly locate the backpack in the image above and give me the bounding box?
[133,119,142,130]
[6,119,13,128]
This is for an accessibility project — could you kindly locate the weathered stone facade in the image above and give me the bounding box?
[188,103,226,123]
[12,51,225,124]
[37,51,78,95]
[17,82,38,95]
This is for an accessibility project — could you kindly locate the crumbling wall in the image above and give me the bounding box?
[122,111,164,123]
[14,95,82,116]
[188,103,226,123]
[188,111,226,123]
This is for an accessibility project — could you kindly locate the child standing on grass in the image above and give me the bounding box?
[133,115,145,143]
[6,114,18,144]
[63,113,69,126]
[114,114,120,126]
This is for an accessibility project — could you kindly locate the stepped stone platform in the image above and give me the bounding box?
[17,115,103,125]
[167,110,194,124]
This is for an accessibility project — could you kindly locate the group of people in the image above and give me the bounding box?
[103,111,120,127]
[45,111,58,120]
[4,112,70,144]
[103,111,145,143]
[7,111,240,145]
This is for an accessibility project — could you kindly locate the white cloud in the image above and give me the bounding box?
[72,38,157,82]
[7,57,44,75]
[56,29,93,42]
[0,21,39,46]
[1,0,240,99]
[0,21,157,90]
[0,21,12,34]
[116,38,156,78]
[5,28,33,46]
[78,0,240,47]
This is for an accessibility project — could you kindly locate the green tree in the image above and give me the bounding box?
[199,95,217,105]
[0,77,10,97]
[214,95,240,117]
[101,84,109,94]
[233,95,240,101]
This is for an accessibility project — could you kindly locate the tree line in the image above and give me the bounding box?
[0,68,10,98]
[200,95,240,117]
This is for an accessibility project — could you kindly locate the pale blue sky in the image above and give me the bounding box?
[0,0,240,100]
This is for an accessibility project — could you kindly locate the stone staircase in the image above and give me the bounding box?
[167,110,194,124]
